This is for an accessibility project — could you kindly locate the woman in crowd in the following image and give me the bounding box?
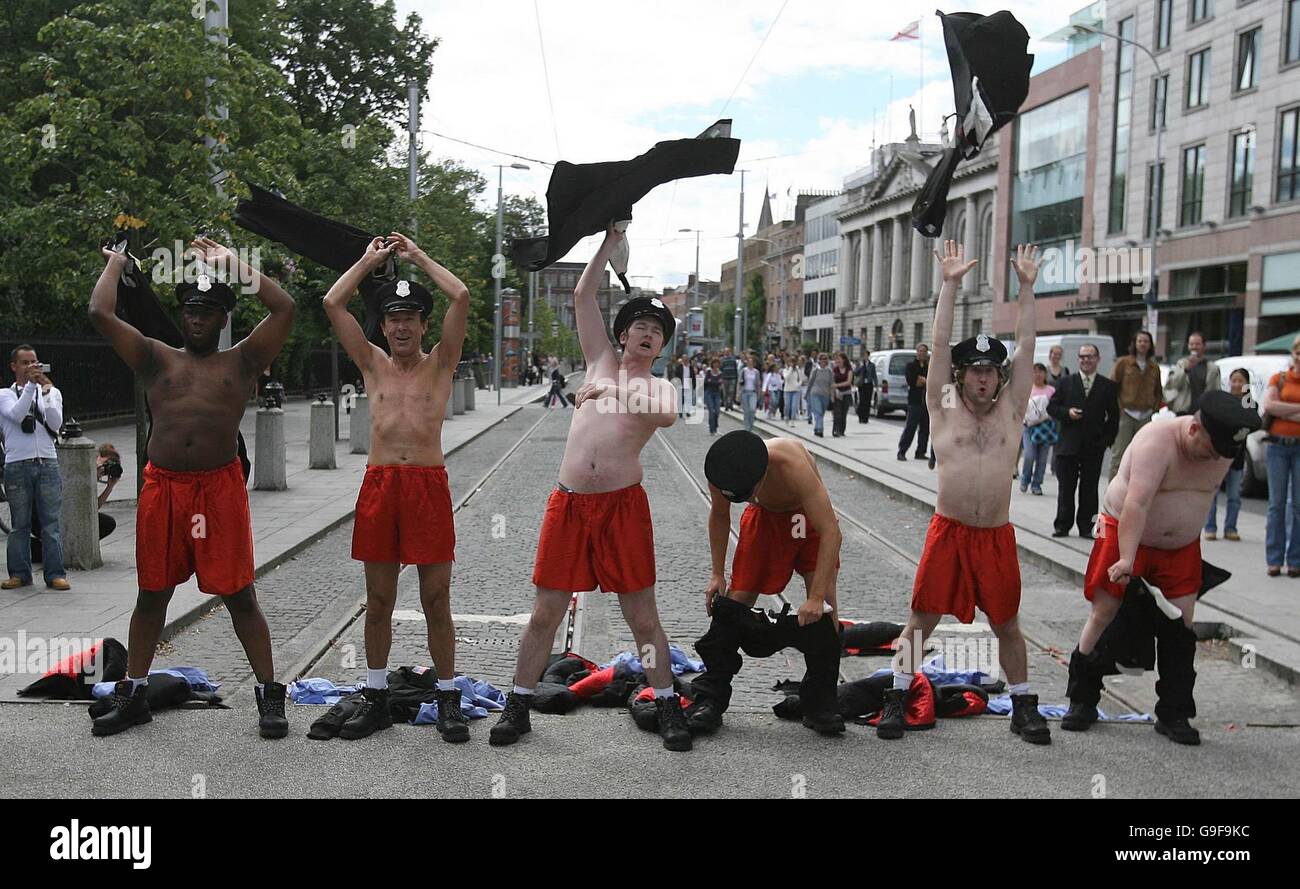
[830,352,853,437]
[781,355,805,427]
[1020,363,1056,495]
[702,357,723,435]
[805,352,833,438]
[1262,336,1300,576]
[1206,368,1250,542]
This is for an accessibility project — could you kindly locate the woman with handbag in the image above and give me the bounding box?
[1020,363,1057,495]
[830,352,853,437]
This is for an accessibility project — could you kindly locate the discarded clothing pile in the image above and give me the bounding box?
[18,637,127,700]
[839,620,904,656]
[291,668,504,740]
[984,696,1150,722]
[527,646,704,715]
[87,670,225,719]
[772,666,994,729]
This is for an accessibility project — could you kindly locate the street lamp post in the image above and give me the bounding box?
[1075,23,1164,327]
[494,163,530,404]
[678,228,701,306]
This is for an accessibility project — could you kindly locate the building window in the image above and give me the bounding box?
[874,326,883,350]
[1151,74,1168,131]
[971,318,982,338]
[1155,0,1172,50]
[1144,162,1165,237]
[1289,1,1300,66]
[1013,89,1089,294]
[1280,108,1300,202]
[1229,130,1255,218]
[1180,144,1206,226]
[1236,28,1260,92]
[1186,48,1210,109]
[820,290,835,314]
[913,322,924,348]
[1109,17,1136,233]
[1189,0,1211,25]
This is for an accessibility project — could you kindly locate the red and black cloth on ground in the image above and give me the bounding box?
[528,651,656,713]
[772,672,989,727]
[839,620,904,656]
[18,637,127,700]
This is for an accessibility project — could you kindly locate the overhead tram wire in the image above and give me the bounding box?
[534,0,563,159]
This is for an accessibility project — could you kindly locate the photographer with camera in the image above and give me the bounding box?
[30,443,120,564]
[0,344,68,590]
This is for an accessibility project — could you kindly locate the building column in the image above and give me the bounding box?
[871,223,887,307]
[854,231,869,309]
[963,194,979,296]
[889,216,906,305]
[910,227,928,303]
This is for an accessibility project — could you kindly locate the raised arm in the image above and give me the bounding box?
[927,240,977,411]
[1005,244,1041,410]
[88,248,158,376]
[384,232,471,372]
[322,238,392,373]
[191,237,296,376]
[575,226,621,366]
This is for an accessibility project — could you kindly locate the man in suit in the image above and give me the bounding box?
[1048,343,1119,538]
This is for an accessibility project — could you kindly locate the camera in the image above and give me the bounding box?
[102,459,123,481]
[20,416,34,434]
[37,363,51,374]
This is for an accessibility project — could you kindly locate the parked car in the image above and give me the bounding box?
[871,349,917,417]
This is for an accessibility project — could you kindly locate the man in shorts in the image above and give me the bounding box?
[88,237,295,737]
[883,242,1049,744]
[490,225,691,751]
[322,233,471,743]
[1063,391,1260,745]
[689,430,844,736]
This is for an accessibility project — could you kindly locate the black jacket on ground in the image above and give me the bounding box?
[1047,372,1119,457]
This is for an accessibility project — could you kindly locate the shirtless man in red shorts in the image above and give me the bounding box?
[490,226,691,751]
[689,431,844,736]
[1062,390,1259,745]
[88,237,295,737]
[881,242,1047,744]
[322,233,470,743]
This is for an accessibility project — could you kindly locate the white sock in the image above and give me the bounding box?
[513,685,535,697]
[436,678,456,692]
[892,671,912,691]
[1009,682,1030,696]
[652,686,675,700]
[367,668,388,690]
[128,676,148,691]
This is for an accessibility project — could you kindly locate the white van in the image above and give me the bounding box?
[1027,334,1117,377]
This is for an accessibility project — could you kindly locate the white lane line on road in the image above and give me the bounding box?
[391,610,533,625]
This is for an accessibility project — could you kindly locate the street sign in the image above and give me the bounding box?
[839,336,862,345]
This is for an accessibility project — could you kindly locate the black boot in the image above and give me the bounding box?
[255,681,289,739]
[339,687,393,740]
[876,687,907,740]
[655,695,693,751]
[436,687,470,743]
[91,681,152,737]
[1010,693,1051,745]
[686,698,724,734]
[1062,647,1103,732]
[1155,717,1201,745]
[489,692,531,746]
[801,701,845,735]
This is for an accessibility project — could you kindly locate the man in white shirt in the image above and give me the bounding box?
[1,345,68,590]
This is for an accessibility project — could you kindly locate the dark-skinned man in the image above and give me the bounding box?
[87,237,295,738]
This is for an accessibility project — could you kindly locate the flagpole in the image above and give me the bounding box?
[919,19,924,139]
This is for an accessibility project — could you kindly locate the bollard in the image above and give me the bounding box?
[350,393,370,454]
[55,420,101,570]
[452,375,466,414]
[254,405,288,490]
[309,396,337,469]
[444,384,455,420]
[463,376,475,411]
